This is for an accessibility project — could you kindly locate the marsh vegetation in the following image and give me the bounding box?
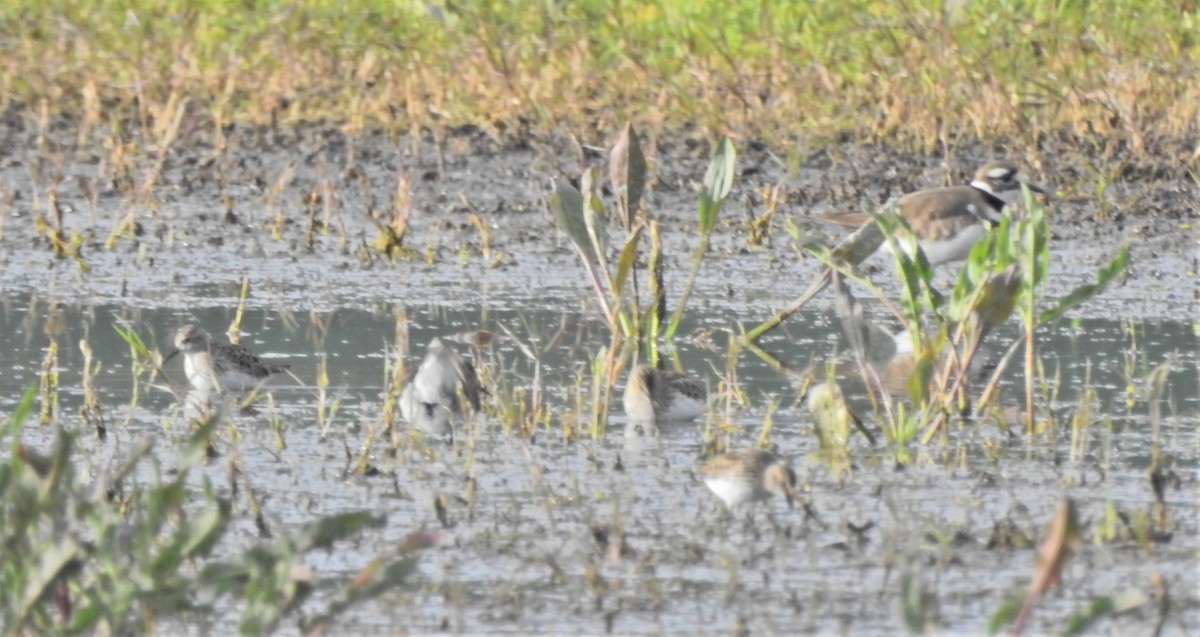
[1,1,1197,635]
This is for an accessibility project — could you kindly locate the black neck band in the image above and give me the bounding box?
[973,186,1007,227]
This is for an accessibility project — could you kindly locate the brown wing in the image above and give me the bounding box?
[456,357,484,412]
[213,342,287,378]
[662,371,706,402]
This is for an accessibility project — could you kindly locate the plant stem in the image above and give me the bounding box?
[664,234,709,339]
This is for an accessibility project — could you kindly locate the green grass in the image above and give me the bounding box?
[1,0,1196,150]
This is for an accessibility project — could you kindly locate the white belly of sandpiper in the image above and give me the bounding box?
[703,476,761,508]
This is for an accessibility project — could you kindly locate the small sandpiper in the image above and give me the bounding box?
[698,449,797,510]
[399,337,484,436]
[820,160,1047,265]
[164,324,288,393]
[622,364,707,425]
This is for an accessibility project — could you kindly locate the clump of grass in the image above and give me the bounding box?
[3,2,1194,158]
[753,188,1130,460]
[78,336,107,440]
[551,125,735,434]
[0,388,435,635]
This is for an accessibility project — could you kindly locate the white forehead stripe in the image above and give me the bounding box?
[987,167,1013,180]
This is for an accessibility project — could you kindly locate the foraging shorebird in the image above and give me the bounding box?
[698,449,797,509]
[819,161,1047,265]
[164,324,288,393]
[399,337,483,435]
[622,364,707,424]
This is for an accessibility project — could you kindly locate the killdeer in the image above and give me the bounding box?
[399,337,484,436]
[164,324,288,393]
[622,364,707,424]
[698,449,797,509]
[820,161,1047,265]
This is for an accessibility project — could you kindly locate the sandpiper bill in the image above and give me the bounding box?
[164,324,288,394]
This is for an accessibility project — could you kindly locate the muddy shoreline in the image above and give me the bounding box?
[0,113,1196,319]
[1,113,1197,635]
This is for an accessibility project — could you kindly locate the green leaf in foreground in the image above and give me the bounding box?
[699,137,736,233]
[295,510,386,552]
[613,225,644,299]
[987,595,1022,635]
[549,178,597,262]
[1038,244,1129,324]
[609,123,647,228]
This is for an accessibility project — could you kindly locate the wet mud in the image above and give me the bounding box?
[0,113,1197,635]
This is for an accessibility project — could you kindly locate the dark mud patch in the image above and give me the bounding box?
[0,114,1196,317]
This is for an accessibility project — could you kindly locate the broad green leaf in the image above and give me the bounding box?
[16,537,82,623]
[583,184,610,269]
[1061,597,1116,636]
[612,225,643,299]
[808,382,853,450]
[702,137,736,203]
[609,123,647,228]
[1038,244,1129,324]
[5,385,38,442]
[899,573,930,634]
[970,265,1023,338]
[908,350,934,404]
[296,511,386,552]
[182,416,219,468]
[179,490,232,559]
[549,178,597,262]
[698,137,736,234]
[698,193,719,235]
[987,595,1022,635]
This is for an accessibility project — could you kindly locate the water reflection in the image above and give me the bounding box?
[0,290,1195,450]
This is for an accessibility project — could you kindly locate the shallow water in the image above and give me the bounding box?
[1,118,1197,633]
[1,285,1196,636]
